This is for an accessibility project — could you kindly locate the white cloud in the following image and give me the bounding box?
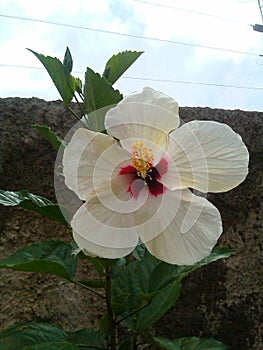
[0,0,262,110]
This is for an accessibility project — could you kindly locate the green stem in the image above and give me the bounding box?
[74,93,86,117]
[66,105,81,120]
[72,280,105,299]
[105,266,116,350]
[77,91,85,103]
[115,301,151,325]
[74,93,90,126]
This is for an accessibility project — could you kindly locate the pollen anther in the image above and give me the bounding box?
[131,141,154,179]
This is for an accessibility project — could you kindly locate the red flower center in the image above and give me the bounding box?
[119,157,168,197]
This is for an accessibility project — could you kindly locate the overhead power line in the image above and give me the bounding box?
[0,13,260,57]
[0,64,43,70]
[123,76,263,90]
[1,63,263,91]
[131,0,249,26]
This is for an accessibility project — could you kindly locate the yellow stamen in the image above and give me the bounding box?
[131,141,154,179]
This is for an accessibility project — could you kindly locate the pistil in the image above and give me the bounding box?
[131,142,154,180]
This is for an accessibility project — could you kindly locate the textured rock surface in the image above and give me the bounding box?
[0,97,262,349]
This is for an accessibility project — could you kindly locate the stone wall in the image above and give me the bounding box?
[0,98,262,349]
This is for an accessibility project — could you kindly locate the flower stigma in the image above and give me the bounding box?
[131,141,154,182]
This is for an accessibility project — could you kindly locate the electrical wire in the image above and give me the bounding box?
[131,0,250,26]
[1,63,262,91]
[123,76,263,90]
[0,13,260,57]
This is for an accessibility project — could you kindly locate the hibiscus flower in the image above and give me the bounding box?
[63,87,249,265]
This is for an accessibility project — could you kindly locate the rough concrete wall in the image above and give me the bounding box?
[0,98,262,349]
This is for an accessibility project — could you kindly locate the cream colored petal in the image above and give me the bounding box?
[73,230,135,259]
[141,189,222,265]
[119,87,179,119]
[104,88,180,159]
[72,196,139,259]
[106,103,170,161]
[133,188,182,242]
[105,87,179,135]
[91,139,151,212]
[155,155,185,190]
[63,128,130,200]
[94,174,150,214]
[168,121,249,193]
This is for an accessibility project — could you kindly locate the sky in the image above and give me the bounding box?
[0,0,263,111]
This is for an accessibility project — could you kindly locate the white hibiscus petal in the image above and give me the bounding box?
[105,88,179,139]
[95,175,150,214]
[133,189,182,242]
[63,128,129,200]
[120,87,179,118]
[142,189,222,265]
[72,197,139,259]
[73,230,135,259]
[106,103,170,157]
[90,140,152,212]
[168,121,249,193]
[104,89,179,157]
[156,155,185,190]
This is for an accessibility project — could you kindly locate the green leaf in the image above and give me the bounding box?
[112,247,233,332]
[0,322,107,350]
[22,345,76,350]
[112,256,179,331]
[147,246,234,292]
[68,328,107,349]
[63,46,73,74]
[102,50,143,84]
[149,246,235,292]
[133,243,148,261]
[75,77,83,94]
[134,247,234,332]
[71,243,105,277]
[0,240,78,280]
[85,256,105,277]
[111,299,128,316]
[101,257,126,269]
[33,124,66,151]
[84,68,122,131]
[0,189,69,225]
[151,336,227,350]
[0,323,73,350]
[112,256,159,297]
[199,246,235,265]
[135,282,181,332]
[99,314,111,335]
[28,49,75,105]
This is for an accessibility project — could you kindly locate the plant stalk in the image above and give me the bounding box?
[72,280,105,299]
[116,301,151,325]
[74,93,86,117]
[66,105,81,120]
[105,266,116,350]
